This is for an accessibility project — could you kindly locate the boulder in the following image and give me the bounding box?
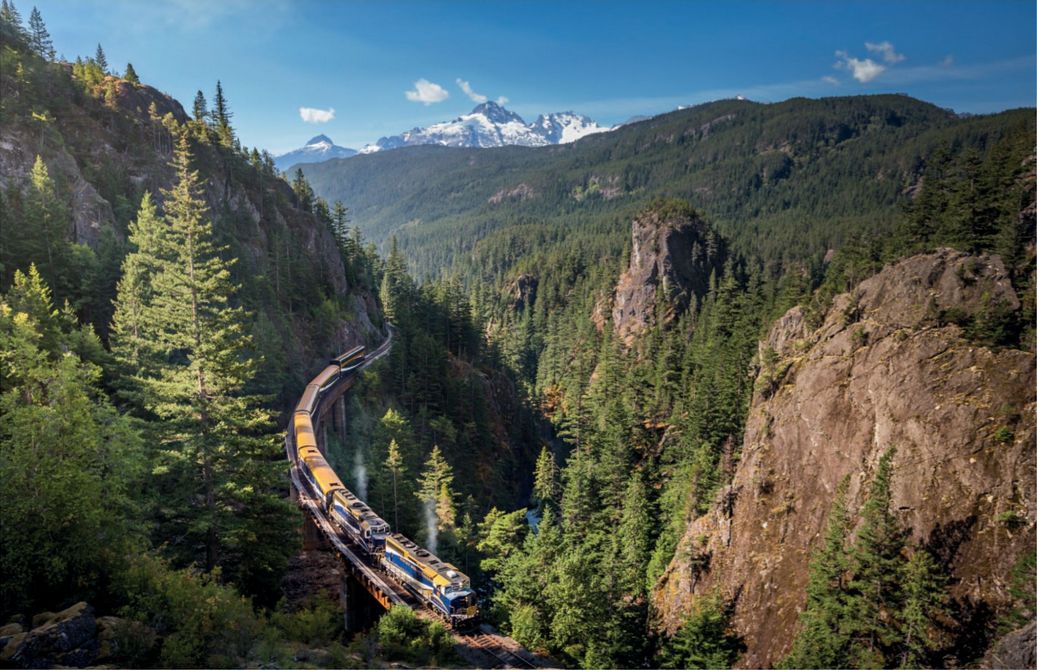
[8,602,98,669]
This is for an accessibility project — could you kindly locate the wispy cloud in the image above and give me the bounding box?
[835,50,886,82]
[941,54,955,68]
[865,41,906,64]
[496,96,509,105]
[821,75,840,86]
[300,106,335,123]
[405,78,449,105]
[456,78,487,104]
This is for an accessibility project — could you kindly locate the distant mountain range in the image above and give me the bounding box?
[274,134,357,172]
[360,101,612,154]
[275,102,612,171]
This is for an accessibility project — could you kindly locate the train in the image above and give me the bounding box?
[290,343,479,627]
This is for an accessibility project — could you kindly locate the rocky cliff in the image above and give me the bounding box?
[652,249,1035,667]
[0,60,382,403]
[611,202,724,346]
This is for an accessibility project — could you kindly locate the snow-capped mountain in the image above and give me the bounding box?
[360,101,611,154]
[274,135,357,172]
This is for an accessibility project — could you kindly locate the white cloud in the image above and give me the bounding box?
[865,41,906,64]
[835,50,886,82]
[299,106,335,123]
[941,54,955,68]
[496,96,509,105]
[405,78,450,105]
[456,78,487,104]
[821,75,840,86]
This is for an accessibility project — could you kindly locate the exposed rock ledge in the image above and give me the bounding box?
[652,249,1035,668]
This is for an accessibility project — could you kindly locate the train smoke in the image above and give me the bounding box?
[354,447,368,500]
[424,499,438,555]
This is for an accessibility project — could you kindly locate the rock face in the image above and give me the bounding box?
[979,620,1037,669]
[2,602,98,668]
[652,250,1036,668]
[611,204,723,346]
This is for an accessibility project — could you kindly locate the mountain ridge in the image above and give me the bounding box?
[274,134,357,172]
[359,100,611,154]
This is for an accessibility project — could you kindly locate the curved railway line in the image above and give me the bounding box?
[284,329,550,668]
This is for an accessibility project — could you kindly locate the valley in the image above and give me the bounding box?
[0,3,1034,669]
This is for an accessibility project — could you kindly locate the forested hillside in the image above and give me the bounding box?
[2,3,1034,669]
[300,62,1035,668]
[301,95,1032,279]
[0,8,432,666]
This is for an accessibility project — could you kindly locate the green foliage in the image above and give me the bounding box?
[270,594,342,647]
[375,606,457,666]
[780,450,954,669]
[657,595,743,669]
[110,134,296,602]
[116,554,264,668]
[0,268,143,616]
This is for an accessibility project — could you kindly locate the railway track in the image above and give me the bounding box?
[461,631,538,669]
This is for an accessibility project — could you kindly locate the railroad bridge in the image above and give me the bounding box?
[285,331,545,668]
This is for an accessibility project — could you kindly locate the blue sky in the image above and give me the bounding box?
[32,0,1036,154]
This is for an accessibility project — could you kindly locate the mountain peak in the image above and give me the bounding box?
[274,136,357,172]
[470,101,524,124]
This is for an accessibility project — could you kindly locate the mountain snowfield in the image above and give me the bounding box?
[274,134,357,172]
[359,101,612,153]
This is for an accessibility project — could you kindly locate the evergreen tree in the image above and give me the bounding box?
[192,90,207,122]
[111,132,294,598]
[658,595,743,669]
[123,62,139,84]
[0,0,27,44]
[94,43,107,72]
[899,547,948,668]
[110,192,165,390]
[416,445,456,539]
[212,80,233,146]
[291,168,314,212]
[385,438,403,529]
[27,6,52,58]
[779,476,853,669]
[846,447,905,667]
[24,155,76,303]
[531,446,560,510]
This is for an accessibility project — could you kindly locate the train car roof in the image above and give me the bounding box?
[302,453,344,495]
[295,384,321,414]
[387,533,470,588]
[332,346,365,365]
[311,365,339,388]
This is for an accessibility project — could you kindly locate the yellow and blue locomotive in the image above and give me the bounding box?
[382,533,478,626]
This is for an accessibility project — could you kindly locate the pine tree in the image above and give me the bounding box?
[531,446,561,510]
[291,168,314,211]
[27,6,52,58]
[846,447,905,667]
[24,155,72,301]
[192,90,207,122]
[779,476,853,669]
[899,547,948,668]
[94,43,108,72]
[416,445,454,506]
[385,438,403,529]
[123,62,139,84]
[111,132,294,596]
[0,0,27,44]
[110,192,165,388]
[212,80,233,146]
